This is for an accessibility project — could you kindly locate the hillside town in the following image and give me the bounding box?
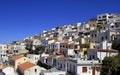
[0,12,120,75]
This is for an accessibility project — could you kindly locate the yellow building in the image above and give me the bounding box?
[89,42,96,49]
[79,37,89,55]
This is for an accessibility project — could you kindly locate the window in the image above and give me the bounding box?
[105,36,107,40]
[93,45,96,48]
[101,37,104,41]
[64,64,65,68]
[66,45,68,48]
[91,34,93,37]
[60,63,62,68]
[16,50,18,53]
[82,67,87,72]
[24,59,26,61]
[35,69,37,72]
[69,45,71,48]
[102,15,106,18]
[93,55,95,59]
[90,55,91,60]
[74,45,78,48]
[60,45,62,48]
[94,34,97,37]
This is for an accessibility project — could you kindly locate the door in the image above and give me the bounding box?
[92,67,95,75]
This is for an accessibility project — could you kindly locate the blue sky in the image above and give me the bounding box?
[0,0,120,44]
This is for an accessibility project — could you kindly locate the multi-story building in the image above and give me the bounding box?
[97,13,115,25]
[67,58,101,75]
[0,44,8,62]
[27,54,39,64]
[88,48,119,61]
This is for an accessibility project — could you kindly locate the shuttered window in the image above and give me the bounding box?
[82,67,87,72]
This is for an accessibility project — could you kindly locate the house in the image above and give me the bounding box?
[10,55,30,70]
[0,44,8,62]
[97,13,115,25]
[27,54,39,64]
[32,39,41,50]
[88,48,119,61]
[79,37,89,55]
[18,62,41,75]
[45,55,57,67]
[89,30,116,43]
[26,39,41,50]
[11,45,21,55]
[40,53,49,64]
[67,58,101,75]
[40,68,66,75]
[0,64,17,75]
[2,66,17,75]
[55,56,67,71]
[60,41,79,56]
[87,18,97,31]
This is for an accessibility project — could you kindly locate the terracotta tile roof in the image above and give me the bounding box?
[60,42,68,44]
[60,41,75,45]
[51,42,55,44]
[11,55,23,61]
[48,37,58,40]
[68,31,77,33]
[58,56,67,60]
[92,48,119,53]
[19,62,36,71]
[47,55,57,58]
[56,51,63,55]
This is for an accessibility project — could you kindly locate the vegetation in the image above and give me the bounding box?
[96,25,102,32]
[101,54,120,75]
[37,60,51,69]
[112,40,120,52]
[26,45,45,54]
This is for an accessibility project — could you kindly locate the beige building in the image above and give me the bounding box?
[10,55,30,70]
[18,62,41,75]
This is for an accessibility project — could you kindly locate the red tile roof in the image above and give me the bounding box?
[92,48,119,53]
[11,55,23,61]
[19,62,36,71]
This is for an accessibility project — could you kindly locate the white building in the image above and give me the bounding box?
[67,58,101,75]
[11,45,21,54]
[55,56,67,71]
[26,39,41,50]
[97,13,115,25]
[88,48,118,61]
[27,54,39,64]
[18,62,41,75]
[40,53,49,64]
[90,30,116,43]
[2,66,17,75]
[0,44,8,62]
[32,39,41,50]
[40,68,66,75]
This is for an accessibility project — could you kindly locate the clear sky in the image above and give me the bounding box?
[0,0,120,44]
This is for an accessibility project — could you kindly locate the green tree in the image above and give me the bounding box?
[37,60,51,69]
[96,25,102,32]
[112,40,120,52]
[27,45,45,54]
[36,45,45,54]
[101,55,120,75]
